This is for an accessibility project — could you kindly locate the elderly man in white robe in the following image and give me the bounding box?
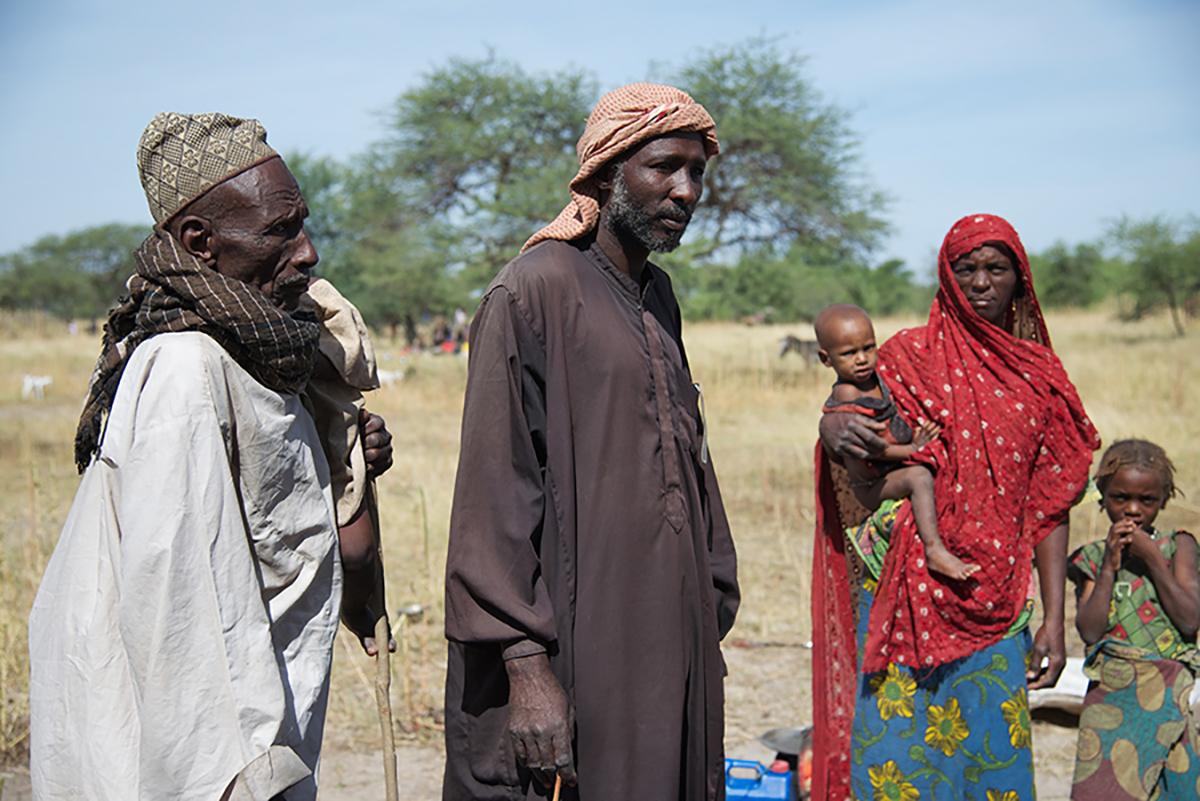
[28,113,393,801]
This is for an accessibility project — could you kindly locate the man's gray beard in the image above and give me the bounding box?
[604,167,689,253]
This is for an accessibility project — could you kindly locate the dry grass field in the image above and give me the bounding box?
[1,307,1198,799]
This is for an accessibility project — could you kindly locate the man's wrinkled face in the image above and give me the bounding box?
[605,134,707,253]
[205,157,318,310]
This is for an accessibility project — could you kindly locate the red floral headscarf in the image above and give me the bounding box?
[810,213,1100,801]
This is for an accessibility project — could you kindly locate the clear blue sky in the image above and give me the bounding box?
[1,0,1197,276]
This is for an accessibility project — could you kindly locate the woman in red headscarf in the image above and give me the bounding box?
[811,214,1101,801]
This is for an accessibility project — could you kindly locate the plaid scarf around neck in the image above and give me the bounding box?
[74,232,320,472]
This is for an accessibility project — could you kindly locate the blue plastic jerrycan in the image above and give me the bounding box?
[724,758,795,801]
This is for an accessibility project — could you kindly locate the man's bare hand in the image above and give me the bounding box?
[337,504,395,656]
[360,408,393,478]
[504,653,577,788]
[819,412,888,459]
[341,605,396,656]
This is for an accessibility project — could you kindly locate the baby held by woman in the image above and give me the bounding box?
[815,303,978,581]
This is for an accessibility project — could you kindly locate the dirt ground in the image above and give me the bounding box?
[0,643,1080,800]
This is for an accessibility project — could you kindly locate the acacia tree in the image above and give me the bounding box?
[1108,216,1200,336]
[365,55,594,283]
[669,245,931,322]
[671,38,888,260]
[0,223,146,321]
[657,38,894,319]
[331,41,894,327]
[305,56,597,328]
[1029,241,1109,308]
[285,151,356,271]
[266,43,894,328]
[3,43,901,328]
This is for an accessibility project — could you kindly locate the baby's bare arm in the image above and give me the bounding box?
[877,443,916,462]
[877,420,941,462]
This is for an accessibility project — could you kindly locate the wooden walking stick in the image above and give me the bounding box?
[367,482,399,801]
[552,774,562,801]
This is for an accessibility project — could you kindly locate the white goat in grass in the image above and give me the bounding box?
[22,375,52,400]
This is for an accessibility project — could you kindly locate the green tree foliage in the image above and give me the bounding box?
[299,55,597,329]
[671,38,889,259]
[1107,216,1200,335]
[317,42,908,327]
[364,56,593,279]
[0,224,146,320]
[1029,241,1110,308]
[668,243,931,322]
[336,225,462,341]
[0,43,1009,328]
[285,151,355,269]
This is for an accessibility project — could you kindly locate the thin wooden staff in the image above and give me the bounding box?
[367,481,399,801]
[552,774,562,801]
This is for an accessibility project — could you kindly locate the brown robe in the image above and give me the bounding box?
[443,239,740,801]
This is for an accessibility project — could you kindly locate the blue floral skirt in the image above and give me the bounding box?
[850,582,1035,801]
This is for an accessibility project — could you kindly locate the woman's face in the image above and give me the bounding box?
[950,245,1020,327]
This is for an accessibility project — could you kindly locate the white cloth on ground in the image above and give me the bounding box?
[29,331,342,801]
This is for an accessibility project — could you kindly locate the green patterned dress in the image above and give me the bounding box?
[1068,530,1200,800]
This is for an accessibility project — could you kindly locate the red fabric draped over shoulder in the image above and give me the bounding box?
[810,214,1100,801]
[867,214,1100,671]
[810,442,859,801]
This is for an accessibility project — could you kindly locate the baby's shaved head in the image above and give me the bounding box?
[814,304,873,349]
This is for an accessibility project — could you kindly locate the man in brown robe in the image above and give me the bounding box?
[443,83,740,801]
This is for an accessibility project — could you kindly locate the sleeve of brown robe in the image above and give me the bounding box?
[444,285,557,651]
[704,454,740,639]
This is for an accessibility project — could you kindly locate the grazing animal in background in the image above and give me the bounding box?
[376,366,416,387]
[22,375,52,400]
[779,335,820,365]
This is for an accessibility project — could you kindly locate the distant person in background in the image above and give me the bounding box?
[1069,439,1200,800]
[442,83,739,801]
[431,314,452,348]
[29,113,393,801]
[403,312,419,348]
[452,306,468,340]
[814,214,1101,801]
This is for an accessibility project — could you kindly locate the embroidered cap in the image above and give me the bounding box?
[137,112,278,224]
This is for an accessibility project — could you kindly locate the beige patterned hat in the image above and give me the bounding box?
[137,112,278,224]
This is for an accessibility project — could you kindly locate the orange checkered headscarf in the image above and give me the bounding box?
[522,82,719,252]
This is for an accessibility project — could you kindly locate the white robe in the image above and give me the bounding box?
[29,332,342,801]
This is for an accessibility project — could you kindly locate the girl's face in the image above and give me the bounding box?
[1101,465,1168,529]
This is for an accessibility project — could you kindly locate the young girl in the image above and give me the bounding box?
[1069,439,1200,800]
